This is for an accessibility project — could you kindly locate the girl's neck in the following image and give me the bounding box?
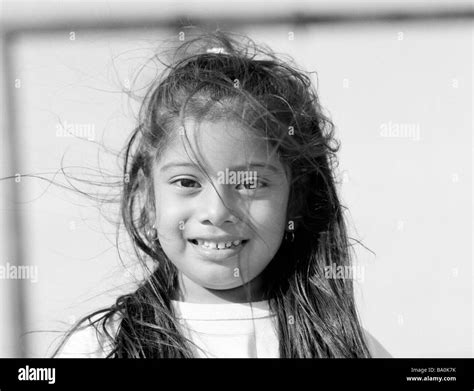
[174,273,268,304]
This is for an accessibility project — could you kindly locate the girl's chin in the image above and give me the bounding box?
[177,268,266,301]
[192,272,245,290]
[182,267,252,290]
[191,267,263,291]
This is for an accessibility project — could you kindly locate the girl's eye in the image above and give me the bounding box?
[236,179,267,190]
[172,178,201,188]
[170,178,267,191]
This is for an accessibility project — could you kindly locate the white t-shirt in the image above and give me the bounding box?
[171,299,279,358]
[55,300,391,358]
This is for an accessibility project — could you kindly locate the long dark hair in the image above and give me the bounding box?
[52,29,371,358]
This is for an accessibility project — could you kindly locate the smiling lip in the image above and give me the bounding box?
[188,239,249,262]
[189,236,248,243]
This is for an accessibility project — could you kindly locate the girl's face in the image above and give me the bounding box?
[152,118,290,303]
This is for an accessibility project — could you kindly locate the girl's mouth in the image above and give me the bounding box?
[187,238,249,262]
[187,238,249,250]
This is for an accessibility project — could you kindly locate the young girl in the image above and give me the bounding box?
[53,30,391,358]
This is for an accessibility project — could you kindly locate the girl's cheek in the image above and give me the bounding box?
[154,203,183,238]
[159,205,187,230]
[250,203,286,235]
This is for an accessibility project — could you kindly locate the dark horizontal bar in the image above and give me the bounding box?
[2,8,473,39]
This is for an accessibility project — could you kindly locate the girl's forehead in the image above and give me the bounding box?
[184,118,262,145]
[156,119,284,171]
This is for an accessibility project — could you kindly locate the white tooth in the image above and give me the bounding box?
[196,240,243,249]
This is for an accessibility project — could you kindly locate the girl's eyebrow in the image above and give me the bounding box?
[160,161,282,174]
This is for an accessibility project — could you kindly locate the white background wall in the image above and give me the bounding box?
[1,0,472,357]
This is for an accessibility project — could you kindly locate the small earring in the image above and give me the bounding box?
[146,224,158,241]
[284,230,295,243]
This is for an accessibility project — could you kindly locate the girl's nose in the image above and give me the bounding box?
[196,184,238,227]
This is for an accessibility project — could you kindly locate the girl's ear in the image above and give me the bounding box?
[144,180,157,224]
[148,207,157,227]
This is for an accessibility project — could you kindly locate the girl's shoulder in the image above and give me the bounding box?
[363,328,392,358]
[54,313,122,358]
